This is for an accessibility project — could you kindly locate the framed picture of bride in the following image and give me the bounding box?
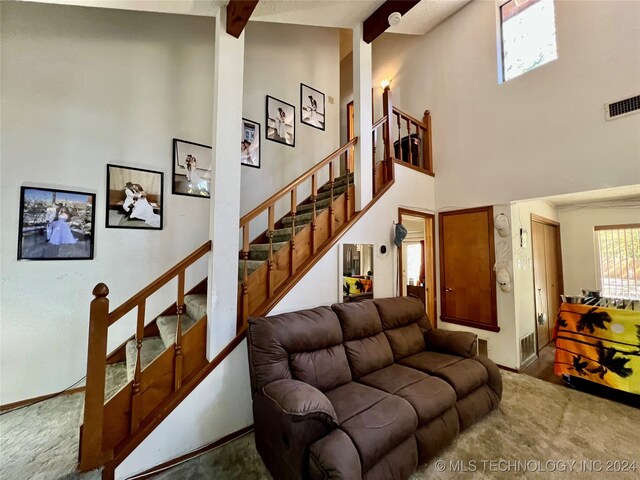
[300,83,325,131]
[18,186,96,260]
[266,95,295,147]
[172,138,212,198]
[106,164,164,230]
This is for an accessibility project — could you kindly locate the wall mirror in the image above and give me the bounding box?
[342,243,374,303]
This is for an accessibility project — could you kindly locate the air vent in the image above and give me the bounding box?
[520,332,536,365]
[605,94,640,120]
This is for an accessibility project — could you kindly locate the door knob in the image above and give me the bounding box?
[445,288,453,292]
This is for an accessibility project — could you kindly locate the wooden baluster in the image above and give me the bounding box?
[311,174,318,255]
[267,205,275,298]
[382,87,394,183]
[174,270,185,391]
[329,160,335,237]
[345,157,351,222]
[241,225,249,326]
[396,112,402,163]
[79,283,110,471]
[415,122,422,169]
[372,131,377,196]
[289,188,297,276]
[407,118,413,166]
[130,299,145,433]
[423,110,432,173]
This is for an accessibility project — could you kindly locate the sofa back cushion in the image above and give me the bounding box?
[332,301,394,378]
[248,306,352,393]
[374,297,433,361]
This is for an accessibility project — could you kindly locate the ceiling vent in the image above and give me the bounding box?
[605,94,640,121]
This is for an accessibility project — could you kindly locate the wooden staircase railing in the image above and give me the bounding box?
[392,103,433,176]
[79,241,212,473]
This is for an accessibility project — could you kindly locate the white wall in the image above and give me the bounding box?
[0,2,214,404]
[372,0,640,209]
[558,202,640,296]
[241,22,340,236]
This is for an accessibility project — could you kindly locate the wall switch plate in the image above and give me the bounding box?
[520,228,528,248]
[328,96,334,104]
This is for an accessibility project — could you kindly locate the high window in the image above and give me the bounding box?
[499,0,558,82]
[595,224,640,300]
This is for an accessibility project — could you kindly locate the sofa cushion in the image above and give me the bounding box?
[248,306,350,392]
[395,377,457,425]
[340,395,418,472]
[384,323,426,361]
[332,301,382,341]
[343,333,394,379]
[373,296,432,331]
[325,382,388,424]
[290,344,352,392]
[414,407,460,465]
[358,364,427,394]
[363,436,417,480]
[398,351,463,373]
[309,429,362,480]
[431,358,489,398]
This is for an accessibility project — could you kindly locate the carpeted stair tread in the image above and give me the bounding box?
[125,336,166,382]
[296,197,333,214]
[315,184,347,201]
[317,173,353,193]
[268,225,306,243]
[184,294,207,323]
[281,209,326,227]
[105,362,128,402]
[249,241,288,261]
[238,259,266,281]
[157,313,197,347]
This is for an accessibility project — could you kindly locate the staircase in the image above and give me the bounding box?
[78,87,433,479]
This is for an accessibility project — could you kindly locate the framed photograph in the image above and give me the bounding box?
[172,138,212,198]
[300,84,325,131]
[266,95,295,147]
[18,186,96,260]
[241,118,261,169]
[106,164,163,230]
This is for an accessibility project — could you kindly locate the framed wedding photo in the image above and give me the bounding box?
[106,164,164,230]
[172,138,212,198]
[17,186,96,261]
[266,95,295,147]
[300,83,325,131]
[241,118,261,169]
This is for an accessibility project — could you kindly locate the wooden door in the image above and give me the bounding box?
[531,215,564,351]
[439,207,499,332]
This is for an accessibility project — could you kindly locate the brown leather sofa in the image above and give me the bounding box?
[248,296,502,480]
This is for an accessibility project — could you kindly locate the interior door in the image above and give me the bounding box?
[544,223,562,332]
[532,220,550,349]
[439,207,498,331]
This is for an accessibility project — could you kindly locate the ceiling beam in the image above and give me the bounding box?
[362,0,421,44]
[226,0,259,39]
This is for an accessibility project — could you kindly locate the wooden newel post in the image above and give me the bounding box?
[79,283,110,471]
[423,110,432,173]
[382,86,394,182]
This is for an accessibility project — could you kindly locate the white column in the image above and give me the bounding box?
[352,23,373,210]
[207,8,245,358]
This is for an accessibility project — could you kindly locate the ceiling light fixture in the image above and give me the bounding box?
[388,11,402,27]
[380,79,391,90]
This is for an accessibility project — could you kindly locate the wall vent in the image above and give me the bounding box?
[520,332,536,365]
[477,338,488,357]
[605,94,640,120]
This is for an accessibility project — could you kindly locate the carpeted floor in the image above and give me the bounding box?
[1,372,638,480]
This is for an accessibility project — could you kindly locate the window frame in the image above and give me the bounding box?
[496,0,558,84]
[594,223,640,300]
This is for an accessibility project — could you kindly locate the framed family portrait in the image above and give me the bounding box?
[300,83,325,131]
[172,138,212,198]
[241,118,261,169]
[106,164,163,230]
[266,95,295,147]
[17,186,96,260]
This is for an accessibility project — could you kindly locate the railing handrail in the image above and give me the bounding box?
[393,106,428,130]
[372,115,388,131]
[107,240,212,326]
[239,137,359,227]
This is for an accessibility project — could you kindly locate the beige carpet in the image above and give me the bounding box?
[149,372,639,479]
[2,372,638,479]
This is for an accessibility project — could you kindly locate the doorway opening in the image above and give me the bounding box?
[398,208,436,326]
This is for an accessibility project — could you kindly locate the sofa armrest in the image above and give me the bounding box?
[263,379,339,427]
[424,329,477,358]
[309,429,362,480]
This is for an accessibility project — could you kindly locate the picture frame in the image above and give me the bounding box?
[172,138,212,198]
[266,95,295,147]
[106,164,164,230]
[300,83,325,131]
[241,118,261,169]
[17,186,96,260]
